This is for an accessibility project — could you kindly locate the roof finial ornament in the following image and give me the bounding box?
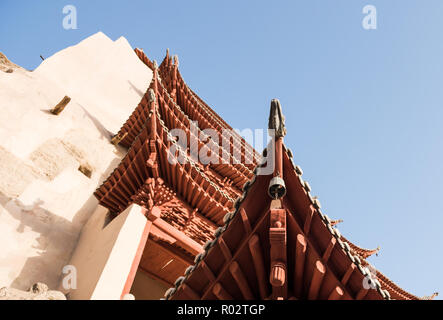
[268,99,287,138]
[331,219,344,226]
[153,60,158,69]
[174,55,179,68]
[422,292,439,300]
[267,99,287,199]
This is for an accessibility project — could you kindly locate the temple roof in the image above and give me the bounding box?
[93,48,432,300]
[94,50,259,231]
[166,99,428,301]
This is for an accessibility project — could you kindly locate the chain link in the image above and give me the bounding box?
[170,69,261,161]
[154,101,236,203]
[156,74,255,175]
[185,84,261,160]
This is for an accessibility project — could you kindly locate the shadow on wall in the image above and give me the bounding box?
[0,155,124,291]
[77,103,115,139]
[40,101,115,141]
[128,80,146,98]
[0,192,77,290]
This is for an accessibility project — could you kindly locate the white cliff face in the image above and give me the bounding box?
[0,32,152,291]
[34,32,151,134]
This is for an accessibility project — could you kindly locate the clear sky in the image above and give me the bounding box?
[1,0,442,299]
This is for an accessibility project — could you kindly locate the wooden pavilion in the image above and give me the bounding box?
[94,49,434,300]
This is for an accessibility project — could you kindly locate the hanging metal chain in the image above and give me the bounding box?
[156,59,259,160]
[156,74,254,175]
[172,71,261,161]
[154,102,236,204]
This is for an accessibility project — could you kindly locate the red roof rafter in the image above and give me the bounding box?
[93,48,431,299]
[167,99,426,300]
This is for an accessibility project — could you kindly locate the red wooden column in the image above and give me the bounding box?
[120,218,153,299]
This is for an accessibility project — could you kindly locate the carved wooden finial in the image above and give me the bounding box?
[268,99,287,138]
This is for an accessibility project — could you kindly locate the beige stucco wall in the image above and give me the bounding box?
[66,204,148,300]
[130,268,169,300]
[0,32,152,292]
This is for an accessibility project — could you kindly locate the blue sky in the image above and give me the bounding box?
[1,1,442,298]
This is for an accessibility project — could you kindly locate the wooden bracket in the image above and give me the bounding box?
[147,140,159,177]
[269,208,287,299]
